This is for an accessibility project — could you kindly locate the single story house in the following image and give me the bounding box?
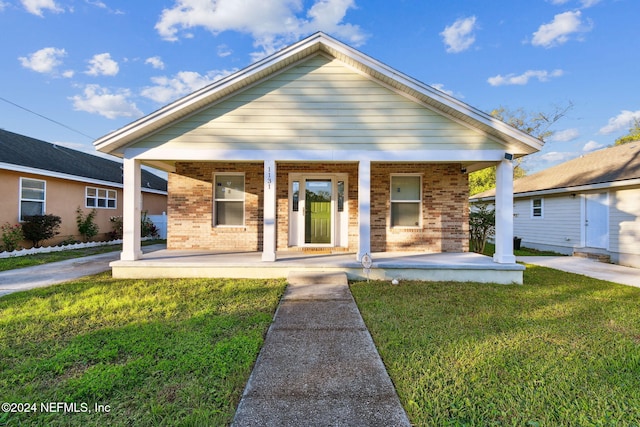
[471,142,640,268]
[0,129,167,247]
[94,32,543,282]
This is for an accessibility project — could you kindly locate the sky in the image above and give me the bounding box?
[1,0,639,174]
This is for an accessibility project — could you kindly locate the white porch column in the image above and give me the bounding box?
[121,156,142,261]
[262,159,277,262]
[493,158,516,264]
[357,159,371,261]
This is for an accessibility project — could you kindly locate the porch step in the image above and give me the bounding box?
[573,251,611,264]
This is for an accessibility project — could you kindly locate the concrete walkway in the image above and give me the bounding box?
[517,256,640,288]
[232,271,411,427]
[0,244,166,297]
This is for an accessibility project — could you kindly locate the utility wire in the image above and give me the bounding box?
[0,96,96,140]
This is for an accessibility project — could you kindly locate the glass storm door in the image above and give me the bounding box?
[305,179,332,244]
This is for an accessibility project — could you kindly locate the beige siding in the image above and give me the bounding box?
[513,195,581,252]
[0,169,166,248]
[609,187,640,259]
[136,55,503,152]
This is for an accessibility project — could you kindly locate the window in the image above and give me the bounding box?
[214,174,245,226]
[292,181,299,212]
[390,175,421,227]
[532,198,543,218]
[86,187,117,209]
[20,178,45,220]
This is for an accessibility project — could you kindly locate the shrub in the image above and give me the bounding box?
[469,203,495,254]
[0,223,24,252]
[108,213,159,240]
[22,214,62,248]
[108,216,123,240]
[141,211,159,238]
[76,207,99,242]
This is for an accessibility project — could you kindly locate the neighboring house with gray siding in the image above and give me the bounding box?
[472,142,640,268]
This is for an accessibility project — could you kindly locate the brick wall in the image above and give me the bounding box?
[370,163,469,252]
[168,161,468,253]
[168,162,263,250]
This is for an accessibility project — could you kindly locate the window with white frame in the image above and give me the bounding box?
[86,187,117,209]
[531,198,544,218]
[214,174,245,226]
[390,175,421,227]
[20,178,46,220]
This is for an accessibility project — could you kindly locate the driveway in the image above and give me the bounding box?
[0,244,166,297]
[517,256,640,288]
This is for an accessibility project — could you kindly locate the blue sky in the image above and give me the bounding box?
[1,0,639,173]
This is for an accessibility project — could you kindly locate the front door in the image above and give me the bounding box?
[585,192,608,248]
[305,179,332,244]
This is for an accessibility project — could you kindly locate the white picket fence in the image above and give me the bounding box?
[0,239,123,259]
[1,213,167,258]
[148,213,167,239]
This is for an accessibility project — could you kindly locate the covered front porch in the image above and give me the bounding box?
[110,249,525,284]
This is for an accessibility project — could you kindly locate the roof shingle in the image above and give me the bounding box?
[473,142,640,199]
[0,129,167,191]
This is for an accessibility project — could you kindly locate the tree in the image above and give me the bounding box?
[76,207,99,242]
[615,119,640,145]
[469,102,573,196]
[22,214,61,247]
[469,203,495,254]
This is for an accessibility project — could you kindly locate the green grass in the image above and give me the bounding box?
[0,274,286,426]
[351,266,640,426]
[0,240,165,272]
[481,242,566,257]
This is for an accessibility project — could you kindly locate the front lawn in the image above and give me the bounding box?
[0,274,286,426]
[351,266,640,426]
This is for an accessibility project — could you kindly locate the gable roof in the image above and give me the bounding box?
[472,142,640,200]
[94,32,543,160]
[0,129,167,192]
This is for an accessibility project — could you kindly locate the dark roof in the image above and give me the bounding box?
[0,129,167,192]
[472,142,640,199]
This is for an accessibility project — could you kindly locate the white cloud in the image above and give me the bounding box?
[548,0,601,7]
[540,151,576,162]
[487,69,563,86]
[155,0,367,59]
[217,44,232,57]
[86,53,119,76]
[20,0,63,16]
[430,83,464,99]
[440,16,477,53]
[0,1,9,12]
[550,128,579,142]
[599,110,640,134]
[141,69,236,104]
[145,56,165,70]
[19,47,67,74]
[583,140,604,151]
[70,84,142,119]
[532,11,592,48]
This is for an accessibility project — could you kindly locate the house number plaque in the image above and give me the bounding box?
[266,166,272,189]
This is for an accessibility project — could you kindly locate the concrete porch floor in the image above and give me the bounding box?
[110,249,525,284]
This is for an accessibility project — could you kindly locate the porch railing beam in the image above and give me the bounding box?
[493,157,516,264]
[357,159,371,261]
[262,159,277,261]
[121,156,142,261]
